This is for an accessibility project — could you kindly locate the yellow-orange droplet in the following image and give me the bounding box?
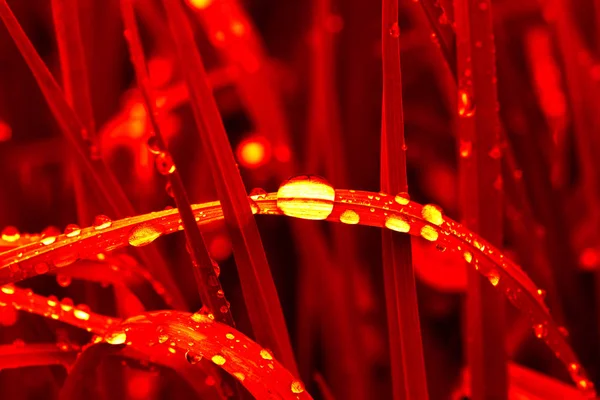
[487,271,500,286]
[458,89,476,117]
[421,204,444,226]
[420,225,439,241]
[64,224,81,237]
[191,313,213,324]
[459,140,472,158]
[533,323,547,339]
[339,209,359,225]
[128,224,163,247]
[291,380,305,394]
[211,354,226,365]
[105,331,127,345]
[93,215,112,230]
[225,333,235,340]
[237,136,270,168]
[394,192,410,205]
[1,226,20,242]
[277,175,335,220]
[233,372,245,381]
[73,309,90,321]
[187,0,212,9]
[385,216,410,233]
[463,251,473,263]
[1,286,15,295]
[260,349,273,360]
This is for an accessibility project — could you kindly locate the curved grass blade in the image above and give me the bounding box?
[0,188,594,395]
[0,0,186,309]
[381,1,428,399]
[160,0,297,374]
[120,0,233,325]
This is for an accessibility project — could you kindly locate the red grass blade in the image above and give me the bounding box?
[120,0,234,326]
[0,0,186,309]
[381,1,429,398]
[454,0,507,397]
[160,0,297,373]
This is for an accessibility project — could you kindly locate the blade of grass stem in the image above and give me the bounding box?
[160,0,297,374]
[120,0,233,326]
[454,0,507,398]
[0,0,185,309]
[381,1,428,399]
[416,0,456,76]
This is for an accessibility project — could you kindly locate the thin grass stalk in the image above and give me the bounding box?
[0,0,186,309]
[160,0,297,374]
[381,1,429,399]
[120,0,233,325]
[454,0,507,398]
[416,0,456,76]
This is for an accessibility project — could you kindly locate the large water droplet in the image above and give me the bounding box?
[339,209,359,224]
[394,192,410,205]
[105,331,127,345]
[420,225,439,241]
[128,224,164,247]
[385,216,410,233]
[276,175,335,220]
[41,227,60,245]
[211,354,226,365]
[422,204,444,226]
[291,380,305,394]
[1,226,20,242]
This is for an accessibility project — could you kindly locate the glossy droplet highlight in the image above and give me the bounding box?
[146,135,163,154]
[420,225,438,241]
[487,271,500,286]
[385,216,410,233]
[158,334,169,344]
[41,227,59,245]
[339,209,359,224]
[260,349,273,360]
[128,224,163,247]
[422,204,444,226]
[105,331,127,345]
[211,354,226,365]
[233,372,245,381]
[185,350,202,364]
[1,226,20,242]
[93,215,112,230]
[277,175,335,220]
[533,323,548,339]
[463,251,473,263]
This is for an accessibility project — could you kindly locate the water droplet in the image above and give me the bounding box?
[34,262,49,274]
[463,251,473,263]
[185,350,202,364]
[233,372,245,381]
[93,215,112,230]
[260,349,273,360]
[64,224,81,237]
[225,333,235,340]
[459,140,472,158]
[1,286,15,295]
[291,380,305,394]
[249,188,268,199]
[106,331,127,345]
[420,225,438,241]
[56,275,72,288]
[533,323,548,339]
[211,354,226,365]
[385,216,410,233]
[41,227,59,245]
[487,271,500,286]
[190,313,213,324]
[158,334,169,344]
[422,204,444,226]
[389,22,400,38]
[146,135,163,154]
[1,226,20,242]
[155,152,176,175]
[394,192,410,205]
[74,305,90,321]
[128,224,164,247]
[277,175,335,220]
[458,89,476,117]
[339,209,360,224]
[537,288,546,299]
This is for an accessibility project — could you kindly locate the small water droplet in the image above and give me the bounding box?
[73,305,90,321]
[260,349,273,360]
[291,380,305,394]
[458,89,476,117]
[225,333,235,340]
[277,175,335,220]
[41,227,59,245]
[249,188,268,199]
[158,334,169,344]
[385,216,410,233]
[185,350,202,364]
[128,224,164,247]
[190,313,213,324]
[56,275,72,288]
[487,271,500,286]
[211,354,226,365]
[422,204,444,226]
[459,140,472,158]
[147,135,163,154]
[64,224,81,237]
[93,215,112,230]
[463,251,473,263]
[233,372,245,381]
[155,152,176,175]
[34,262,49,274]
[339,209,360,224]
